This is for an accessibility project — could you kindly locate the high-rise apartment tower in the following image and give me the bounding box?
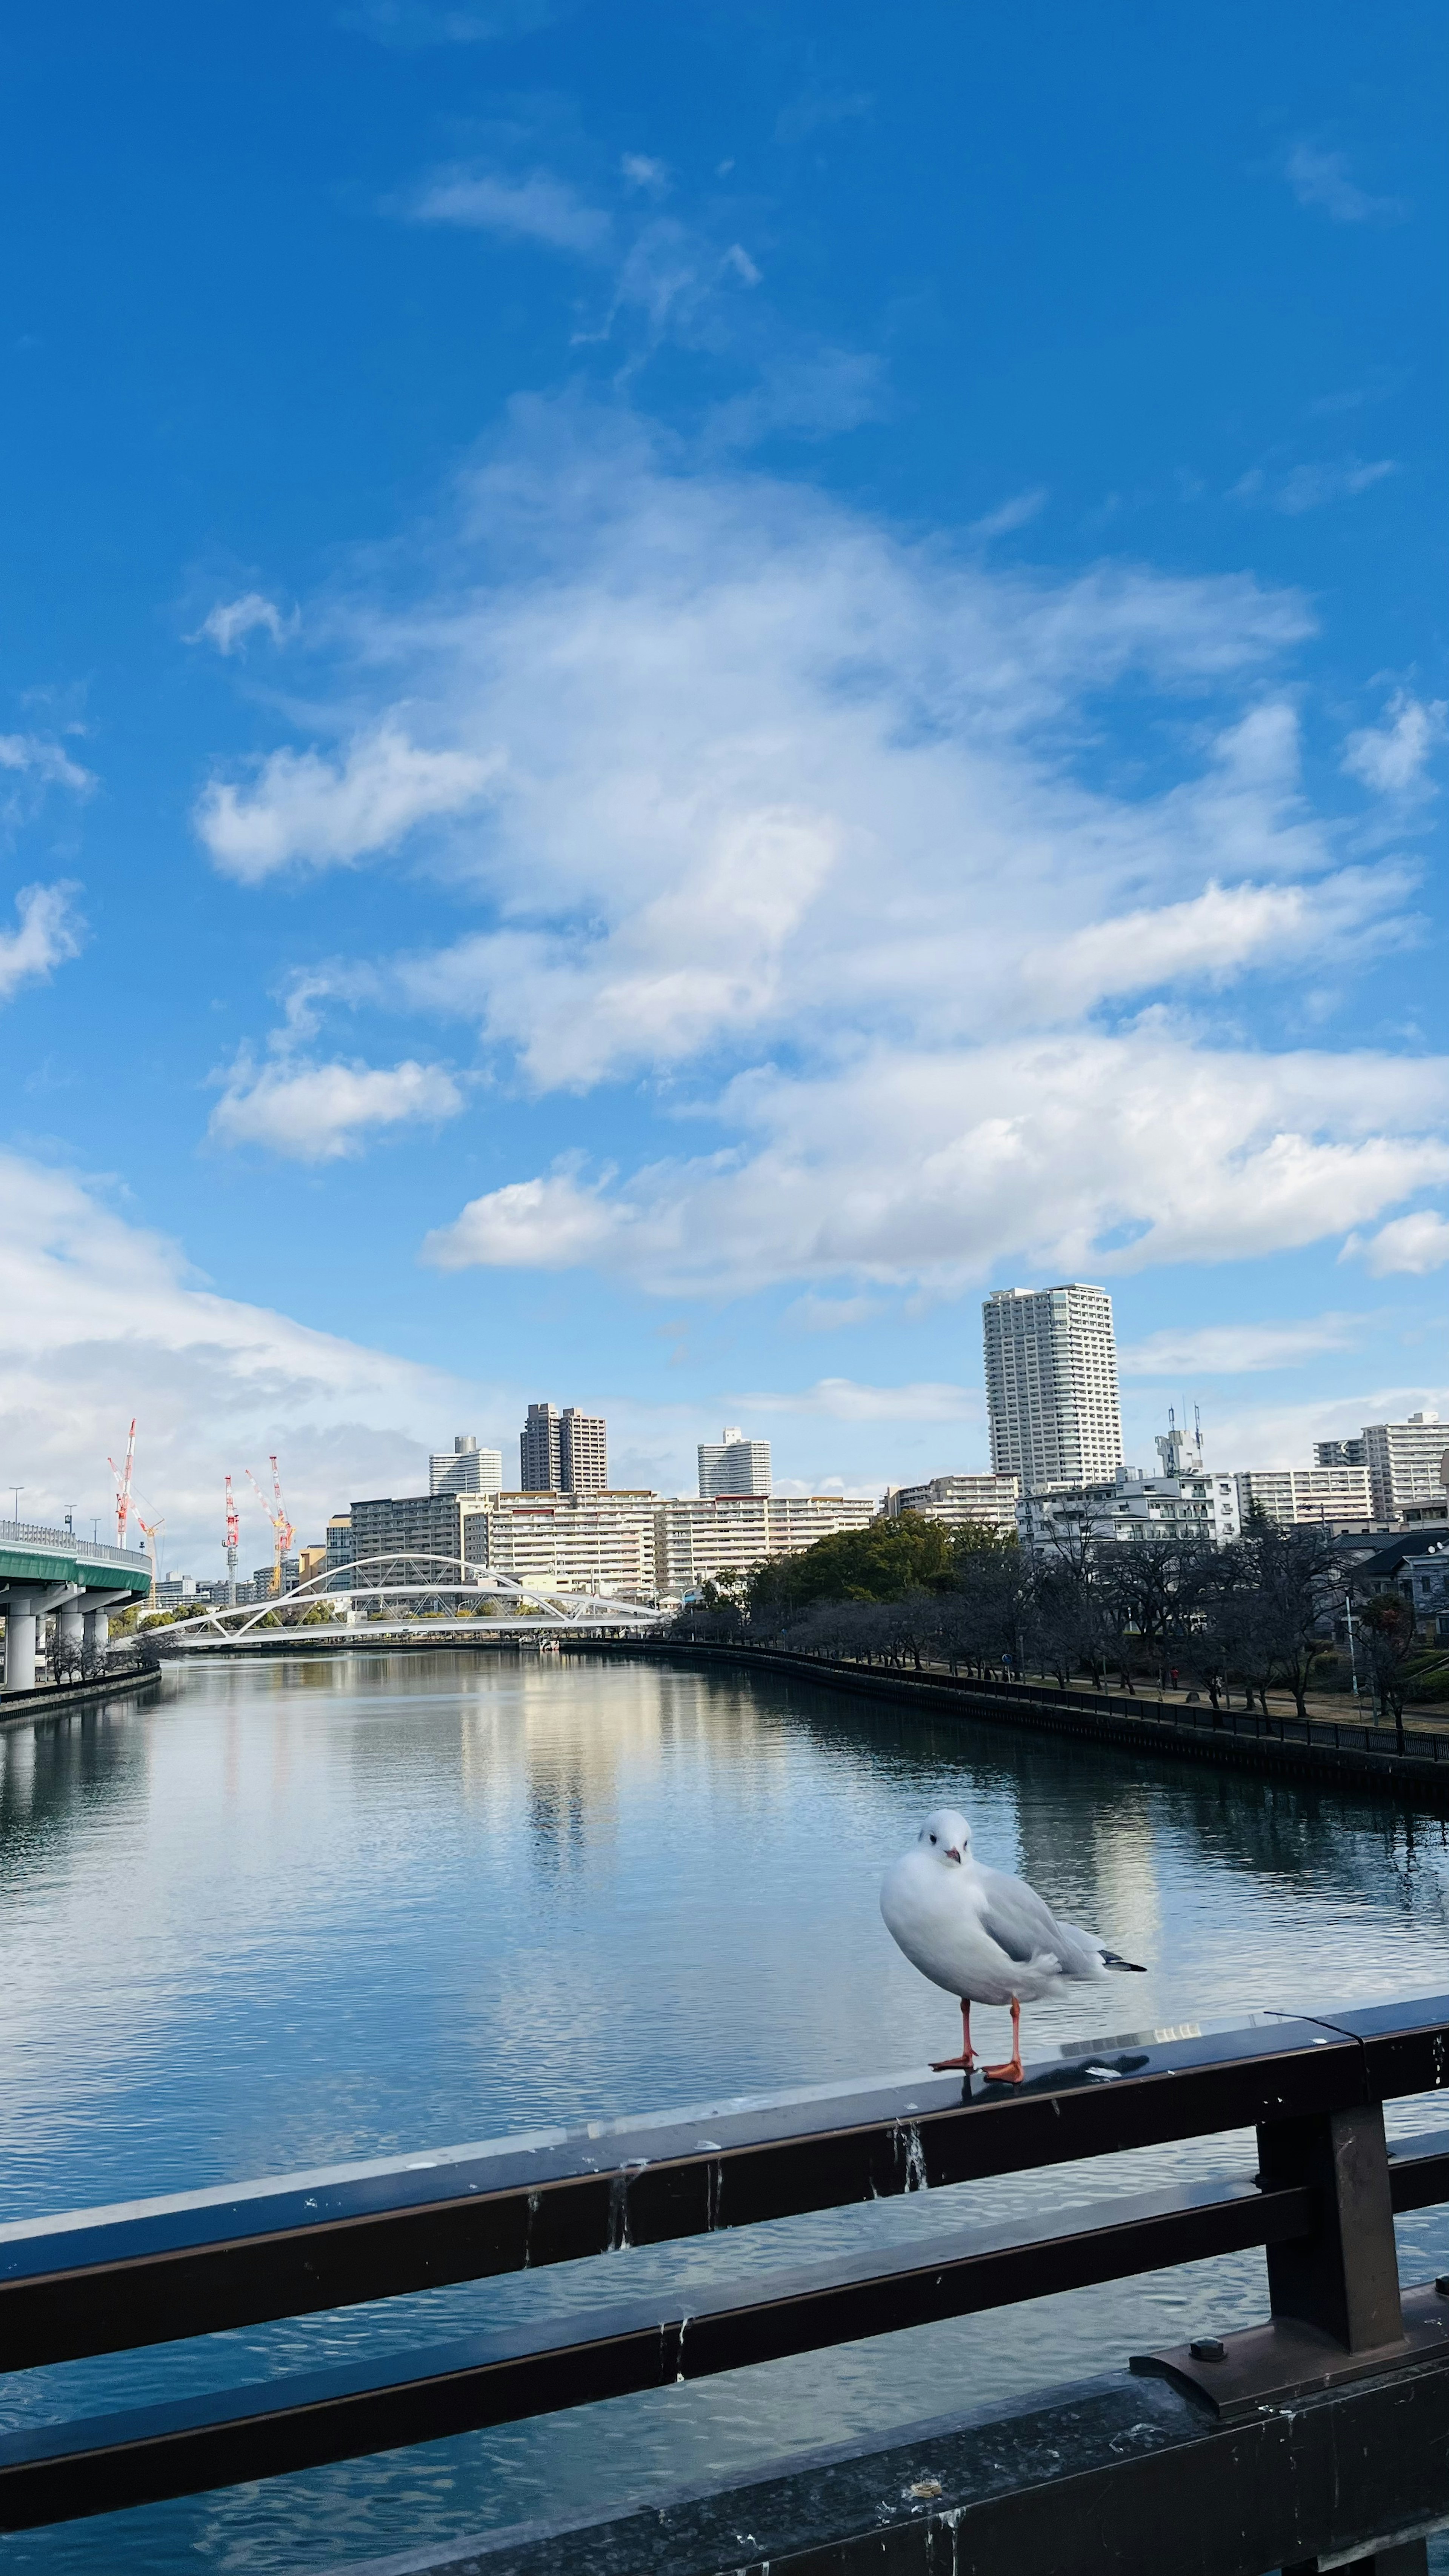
[519,1402,608,1493]
[982,1284,1123,1493]
[697,1427,772,1497]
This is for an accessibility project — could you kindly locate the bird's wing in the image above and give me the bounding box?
[973,1866,1091,1969]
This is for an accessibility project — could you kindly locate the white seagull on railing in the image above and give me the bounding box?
[880,1804,1145,2082]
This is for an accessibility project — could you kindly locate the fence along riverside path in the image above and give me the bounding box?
[592,1638,1449,1809]
[6,1999,1449,2574]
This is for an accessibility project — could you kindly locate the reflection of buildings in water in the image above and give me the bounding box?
[1010,1775,1161,1971]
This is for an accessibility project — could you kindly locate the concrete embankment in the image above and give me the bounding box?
[575,1637,1449,1811]
[0,1663,162,1728]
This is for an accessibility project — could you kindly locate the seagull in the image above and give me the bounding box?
[880,1804,1146,2082]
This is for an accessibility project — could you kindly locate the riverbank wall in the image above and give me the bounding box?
[0,1663,161,1729]
[573,1637,1449,1811]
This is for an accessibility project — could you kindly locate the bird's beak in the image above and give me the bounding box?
[946,1847,961,1863]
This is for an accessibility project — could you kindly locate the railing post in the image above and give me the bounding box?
[1256,2101,1403,2353]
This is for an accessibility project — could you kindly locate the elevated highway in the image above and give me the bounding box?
[0,1521,151,1693]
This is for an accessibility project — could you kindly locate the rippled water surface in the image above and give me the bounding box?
[3,1649,1449,2574]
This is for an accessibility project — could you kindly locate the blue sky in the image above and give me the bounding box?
[0,0,1445,1567]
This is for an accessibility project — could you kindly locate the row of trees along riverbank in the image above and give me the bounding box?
[672,1512,1449,1726]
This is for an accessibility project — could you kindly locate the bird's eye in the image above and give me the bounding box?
[929,1834,937,1844]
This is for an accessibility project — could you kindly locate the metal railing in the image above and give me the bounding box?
[3,1996,1449,2572]
[0,1521,145,1573]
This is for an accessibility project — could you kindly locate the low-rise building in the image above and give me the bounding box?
[1396,1544,1449,1644]
[462,1491,658,1600]
[1019,1463,1242,1555]
[655,1493,875,1596]
[1236,1465,1375,1529]
[878,1473,1019,1533]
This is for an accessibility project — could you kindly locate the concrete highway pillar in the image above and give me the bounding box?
[83,1606,109,1656]
[56,1592,85,1667]
[3,1593,41,1694]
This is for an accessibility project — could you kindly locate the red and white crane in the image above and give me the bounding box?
[245,1456,294,1596]
[107,1420,137,1546]
[224,1475,240,1598]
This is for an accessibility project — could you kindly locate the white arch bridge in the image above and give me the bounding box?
[149,1553,667,1653]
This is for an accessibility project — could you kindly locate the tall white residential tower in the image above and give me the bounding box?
[697,1427,772,1497]
[982,1284,1123,1493]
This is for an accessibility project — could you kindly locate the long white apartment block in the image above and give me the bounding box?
[697,1427,772,1497]
[879,1473,1019,1532]
[1019,1462,1241,1555]
[1361,1416,1448,1523]
[461,1491,658,1600]
[983,1284,1123,1492]
[1235,1465,1375,1529]
[655,1494,875,1597]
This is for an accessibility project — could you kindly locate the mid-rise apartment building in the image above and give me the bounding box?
[655,1494,875,1597]
[697,1427,772,1497]
[879,1474,1019,1533]
[1019,1463,1241,1556]
[1361,1416,1449,1523]
[461,1492,657,1600]
[983,1285,1123,1492]
[429,1434,503,1497]
[1314,1438,1366,1470]
[1236,1465,1375,1529]
[519,1403,609,1493]
[349,1493,468,1586]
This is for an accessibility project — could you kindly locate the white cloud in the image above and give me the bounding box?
[195,723,498,883]
[206,412,1448,1299]
[1232,456,1398,514]
[1345,1211,1449,1277]
[621,154,669,195]
[342,0,556,40]
[1286,144,1403,225]
[412,168,611,255]
[1343,692,1448,800]
[0,881,85,1003]
[725,1378,978,1423]
[1119,1315,1363,1376]
[0,732,95,799]
[209,1056,465,1161]
[0,1151,483,1566]
[969,488,1048,541]
[191,593,295,655]
[425,1036,1449,1296]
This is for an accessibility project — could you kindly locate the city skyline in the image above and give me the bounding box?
[0,5,1443,1568]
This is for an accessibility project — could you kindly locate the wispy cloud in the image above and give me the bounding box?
[621,153,669,195]
[1286,143,1404,225]
[0,882,85,1004]
[1232,455,1398,514]
[725,1378,978,1423]
[210,1053,465,1161]
[0,732,95,800]
[340,0,556,46]
[1342,692,1448,801]
[1119,1315,1363,1376]
[195,724,499,883]
[190,593,296,655]
[1343,1211,1449,1277]
[412,168,611,254]
[969,488,1048,542]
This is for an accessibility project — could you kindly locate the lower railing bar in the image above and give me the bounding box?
[0,2175,1309,2531]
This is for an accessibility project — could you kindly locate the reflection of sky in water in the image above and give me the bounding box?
[2,1651,1448,2574]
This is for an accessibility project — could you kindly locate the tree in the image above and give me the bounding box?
[1356,1590,1418,1747]
[1221,1524,1340,1721]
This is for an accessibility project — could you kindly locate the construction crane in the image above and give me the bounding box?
[107,1420,137,1546]
[224,1476,240,1602]
[134,1506,165,1614]
[245,1456,294,1596]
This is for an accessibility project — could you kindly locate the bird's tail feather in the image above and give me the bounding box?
[1101,1950,1146,1972]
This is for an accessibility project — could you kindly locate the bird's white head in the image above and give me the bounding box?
[917,1806,971,1865]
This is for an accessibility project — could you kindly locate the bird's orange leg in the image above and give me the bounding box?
[984,1996,1024,2084]
[931,1999,975,2071]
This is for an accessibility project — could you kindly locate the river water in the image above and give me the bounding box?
[2,1649,1448,2574]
